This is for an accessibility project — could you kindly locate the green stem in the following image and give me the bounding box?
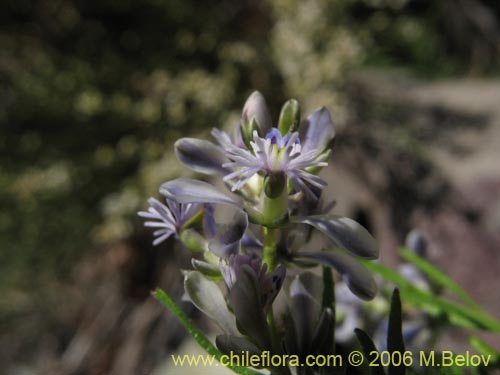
[262,227,278,271]
[261,185,288,225]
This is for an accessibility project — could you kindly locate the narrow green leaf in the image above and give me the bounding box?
[354,328,386,375]
[153,288,265,375]
[360,260,500,334]
[387,289,405,375]
[400,247,479,308]
[358,260,413,290]
[469,335,500,364]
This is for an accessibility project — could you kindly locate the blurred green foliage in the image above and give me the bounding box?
[0,2,284,353]
[1,0,281,292]
[1,0,500,364]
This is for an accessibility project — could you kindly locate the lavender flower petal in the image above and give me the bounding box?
[202,203,216,238]
[292,215,378,259]
[220,254,263,290]
[175,138,229,175]
[241,230,263,251]
[295,251,377,300]
[160,178,241,207]
[208,208,248,258]
[301,107,335,154]
[221,130,328,196]
[137,197,201,245]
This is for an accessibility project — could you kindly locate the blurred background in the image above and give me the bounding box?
[2,0,500,374]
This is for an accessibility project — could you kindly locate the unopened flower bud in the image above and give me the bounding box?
[264,172,286,199]
[191,258,222,278]
[240,117,260,149]
[242,91,272,134]
[405,229,427,258]
[278,98,300,134]
[180,228,207,253]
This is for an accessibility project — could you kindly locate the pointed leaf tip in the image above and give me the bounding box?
[388,288,406,375]
[292,215,379,259]
[295,251,377,301]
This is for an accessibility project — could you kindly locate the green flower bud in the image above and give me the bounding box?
[180,228,207,253]
[191,258,222,279]
[240,117,260,148]
[264,172,286,199]
[260,172,288,226]
[278,98,300,134]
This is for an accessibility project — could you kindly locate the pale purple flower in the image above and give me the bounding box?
[138,196,201,245]
[214,128,328,198]
[159,178,248,257]
[174,92,336,199]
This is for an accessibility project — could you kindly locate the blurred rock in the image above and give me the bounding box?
[328,70,500,349]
